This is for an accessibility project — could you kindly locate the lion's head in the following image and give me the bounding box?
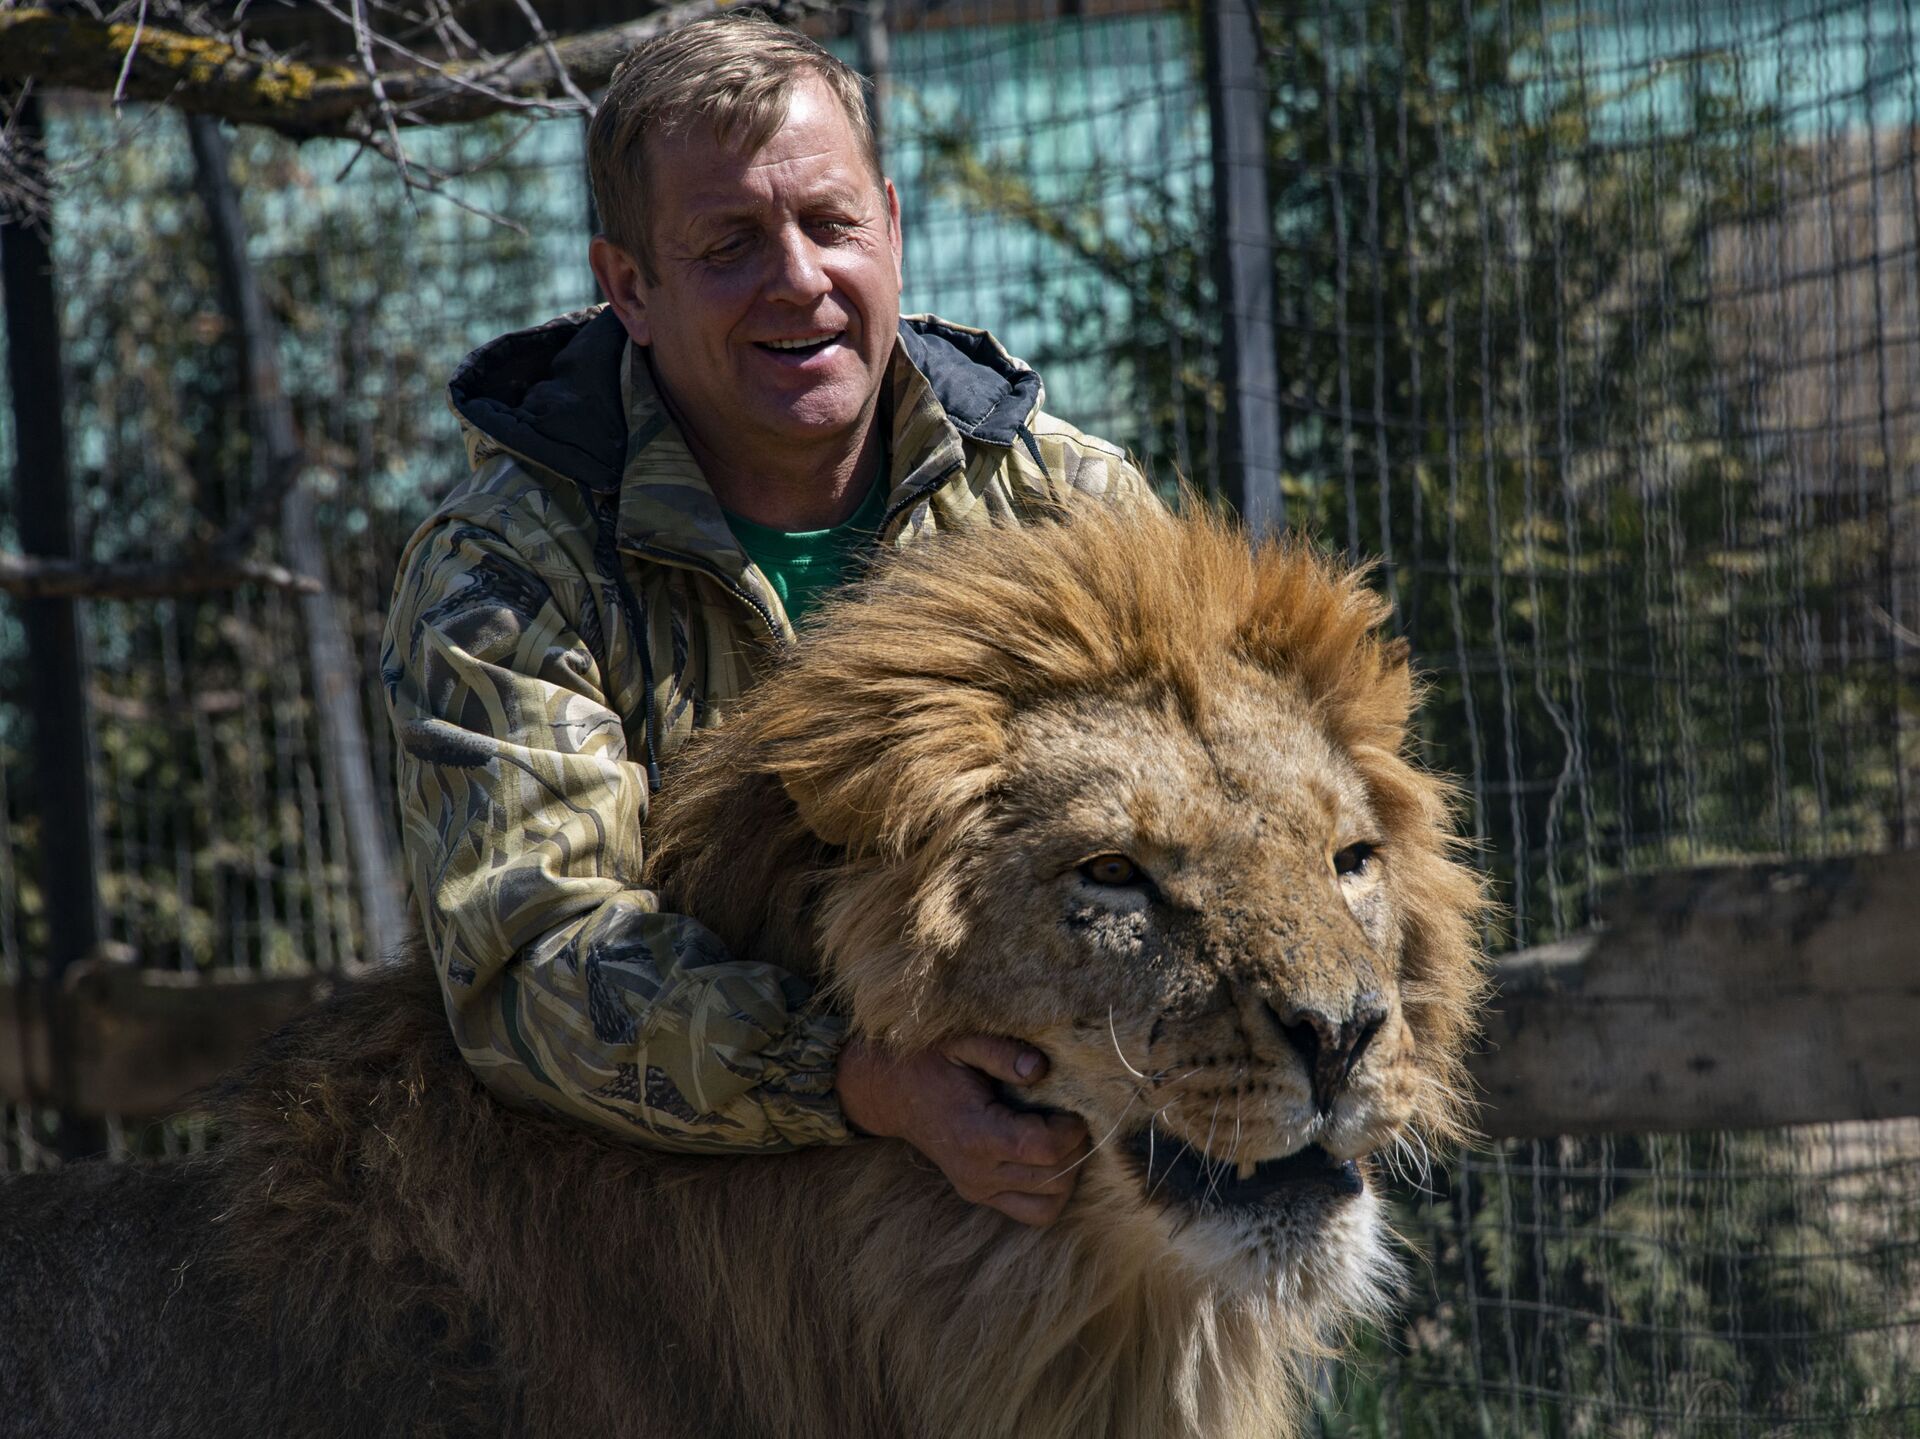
[649,498,1487,1336]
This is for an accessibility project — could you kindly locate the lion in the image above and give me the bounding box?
[0,500,1487,1439]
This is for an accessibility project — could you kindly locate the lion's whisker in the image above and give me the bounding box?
[1378,1124,1438,1197]
[1041,1089,1141,1186]
[1406,1125,1437,1191]
[1107,1006,1147,1082]
[1143,1124,1171,1205]
[1382,1134,1409,1187]
[1199,1094,1226,1206]
[1149,1063,1206,1092]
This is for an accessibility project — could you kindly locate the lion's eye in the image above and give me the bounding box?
[1078,854,1145,887]
[1333,842,1376,878]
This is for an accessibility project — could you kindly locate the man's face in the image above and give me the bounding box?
[615,78,903,457]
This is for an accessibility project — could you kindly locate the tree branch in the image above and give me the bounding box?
[0,0,831,139]
[0,550,321,599]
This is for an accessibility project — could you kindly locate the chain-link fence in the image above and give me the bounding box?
[3,0,1917,1431]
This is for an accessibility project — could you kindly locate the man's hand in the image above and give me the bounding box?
[834,1035,1091,1227]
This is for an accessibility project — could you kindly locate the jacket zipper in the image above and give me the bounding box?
[627,461,959,645]
[626,540,789,647]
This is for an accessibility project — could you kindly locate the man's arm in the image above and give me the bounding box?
[384,512,846,1150]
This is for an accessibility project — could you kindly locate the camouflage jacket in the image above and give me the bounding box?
[382,306,1150,1153]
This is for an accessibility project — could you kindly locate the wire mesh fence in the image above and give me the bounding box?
[2,0,1917,1431]
[1332,1121,1920,1435]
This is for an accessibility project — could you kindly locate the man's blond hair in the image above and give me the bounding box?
[587,11,880,278]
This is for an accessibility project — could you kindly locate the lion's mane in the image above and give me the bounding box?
[4,501,1485,1439]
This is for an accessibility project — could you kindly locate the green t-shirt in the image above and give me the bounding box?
[723,478,891,625]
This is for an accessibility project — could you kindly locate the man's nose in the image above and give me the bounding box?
[764,226,832,304]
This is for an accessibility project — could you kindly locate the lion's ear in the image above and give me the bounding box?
[780,771,860,848]
[775,747,1005,858]
[1380,635,1412,673]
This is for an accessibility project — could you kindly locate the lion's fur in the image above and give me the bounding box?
[0,500,1487,1439]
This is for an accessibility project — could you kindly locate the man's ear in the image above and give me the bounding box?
[589,235,652,347]
[884,178,903,287]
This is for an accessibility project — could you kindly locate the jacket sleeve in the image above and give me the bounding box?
[381,509,852,1153]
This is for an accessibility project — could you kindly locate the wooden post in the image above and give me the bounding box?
[1202,0,1284,533]
[186,116,406,967]
[1472,850,1920,1137]
[1,89,106,1155]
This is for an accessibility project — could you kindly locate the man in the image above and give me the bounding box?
[382,12,1151,1227]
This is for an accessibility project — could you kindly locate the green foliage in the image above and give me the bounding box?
[1318,1134,1920,1436]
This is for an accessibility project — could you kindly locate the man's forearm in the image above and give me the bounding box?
[431,891,854,1152]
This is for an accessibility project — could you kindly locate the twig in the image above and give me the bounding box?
[341,121,528,230]
[1868,603,1920,650]
[0,78,53,231]
[348,0,415,205]
[304,0,566,120]
[111,0,149,107]
[508,0,596,113]
[425,0,486,62]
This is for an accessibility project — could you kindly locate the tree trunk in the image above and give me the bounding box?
[1,89,107,1159]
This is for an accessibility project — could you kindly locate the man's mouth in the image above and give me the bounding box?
[1124,1132,1364,1214]
[754,331,844,358]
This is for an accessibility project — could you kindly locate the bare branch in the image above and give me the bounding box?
[188,108,411,967]
[344,123,531,230]
[1869,602,1920,650]
[0,1,831,140]
[507,0,597,113]
[0,550,322,599]
[0,80,54,231]
[301,0,571,124]
[349,0,418,197]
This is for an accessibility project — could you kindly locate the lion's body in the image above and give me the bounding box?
[0,503,1485,1439]
[1,962,1305,1438]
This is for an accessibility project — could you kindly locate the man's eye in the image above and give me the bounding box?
[1333,842,1377,877]
[707,235,754,262]
[1078,854,1145,887]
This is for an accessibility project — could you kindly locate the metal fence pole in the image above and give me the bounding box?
[1,90,105,1153]
[1202,0,1284,534]
[855,0,892,174]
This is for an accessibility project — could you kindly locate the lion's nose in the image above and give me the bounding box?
[1272,994,1388,1112]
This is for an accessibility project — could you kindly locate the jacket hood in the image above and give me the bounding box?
[447,307,1046,493]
